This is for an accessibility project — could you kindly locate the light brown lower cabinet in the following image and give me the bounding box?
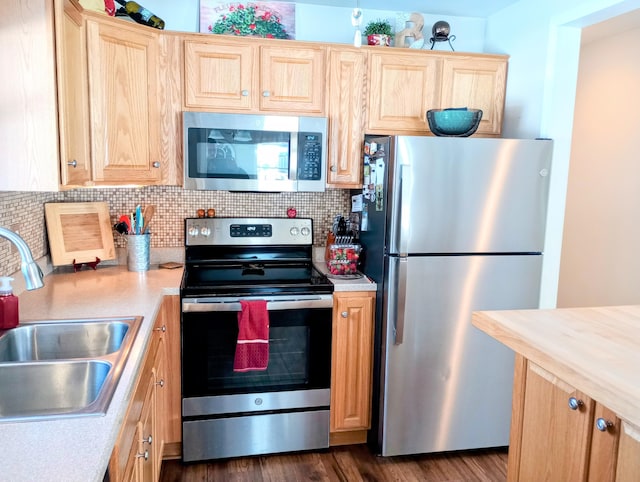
[508,354,640,482]
[109,295,180,481]
[330,291,375,446]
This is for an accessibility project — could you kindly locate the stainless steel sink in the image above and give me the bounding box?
[0,320,130,361]
[0,316,142,423]
[0,360,112,421]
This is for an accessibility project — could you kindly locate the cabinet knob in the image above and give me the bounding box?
[154,325,166,332]
[152,161,161,168]
[156,379,165,388]
[136,450,149,460]
[568,397,584,410]
[596,418,614,432]
[241,89,249,96]
[341,311,348,318]
[330,165,337,172]
[262,91,271,97]
[141,435,152,445]
[67,160,77,168]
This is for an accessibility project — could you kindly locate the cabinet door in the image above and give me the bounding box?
[1,0,59,191]
[514,361,594,482]
[160,295,182,456]
[86,18,162,184]
[616,422,640,482]
[56,0,91,187]
[588,403,620,482]
[367,50,441,133]
[138,370,156,482]
[327,48,365,188]
[259,44,326,114]
[183,39,256,111]
[440,56,507,136]
[330,292,375,433]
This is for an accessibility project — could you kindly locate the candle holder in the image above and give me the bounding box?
[429,20,456,51]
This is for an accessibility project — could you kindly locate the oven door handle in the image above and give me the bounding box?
[182,294,334,312]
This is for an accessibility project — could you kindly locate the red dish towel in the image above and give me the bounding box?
[233,300,270,372]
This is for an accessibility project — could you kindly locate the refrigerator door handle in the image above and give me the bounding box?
[394,257,408,345]
[398,164,411,256]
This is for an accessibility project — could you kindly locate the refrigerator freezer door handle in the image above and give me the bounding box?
[398,164,411,256]
[394,257,408,345]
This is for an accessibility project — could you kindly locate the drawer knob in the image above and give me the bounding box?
[241,89,249,96]
[262,90,271,97]
[136,450,149,461]
[341,311,348,318]
[152,161,161,168]
[154,325,166,332]
[156,379,165,388]
[67,160,77,168]
[568,397,584,410]
[596,418,614,432]
[141,435,152,445]
[330,165,337,172]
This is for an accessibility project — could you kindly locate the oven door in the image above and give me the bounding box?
[181,294,333,409]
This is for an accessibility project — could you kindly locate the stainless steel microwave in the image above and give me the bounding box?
[183,112,327,192]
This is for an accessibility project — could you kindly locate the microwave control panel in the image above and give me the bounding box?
[297,133,322,180]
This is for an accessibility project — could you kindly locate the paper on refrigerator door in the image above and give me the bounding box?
[375,158,385,211]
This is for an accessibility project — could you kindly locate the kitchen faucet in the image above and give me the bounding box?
[0,227,44,290]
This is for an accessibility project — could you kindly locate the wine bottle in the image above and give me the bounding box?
[114,0,165,29]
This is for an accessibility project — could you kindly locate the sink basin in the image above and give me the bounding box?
[0,316,142,422]
[0,360,112,422]
[0,320,130,361]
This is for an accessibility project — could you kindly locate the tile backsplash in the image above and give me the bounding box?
[0,187,351,276]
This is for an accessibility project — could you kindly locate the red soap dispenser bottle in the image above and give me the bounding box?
[0,276,19,329]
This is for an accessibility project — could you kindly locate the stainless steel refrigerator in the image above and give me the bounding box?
[354,135,553,456]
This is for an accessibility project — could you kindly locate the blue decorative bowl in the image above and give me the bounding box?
[426,108,483,137]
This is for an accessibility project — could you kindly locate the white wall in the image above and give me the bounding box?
[557,26,640,307]
[142,1,487,52]
[486,0,640,308]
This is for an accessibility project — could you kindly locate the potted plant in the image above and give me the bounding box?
[363,18,394,46]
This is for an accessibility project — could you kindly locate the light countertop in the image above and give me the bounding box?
[472,305,640,429]
[0,255,374,481]
[0,265,182,482]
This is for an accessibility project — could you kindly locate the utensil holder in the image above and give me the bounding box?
[126,234,150,272]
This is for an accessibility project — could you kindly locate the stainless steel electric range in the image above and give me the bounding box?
[180,217,334,462]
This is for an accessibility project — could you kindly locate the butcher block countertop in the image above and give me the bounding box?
[472,305,640,429]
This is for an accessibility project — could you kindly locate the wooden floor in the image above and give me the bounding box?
[160,444,508,482]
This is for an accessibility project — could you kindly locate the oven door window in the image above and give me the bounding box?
[182,307,331,397]
[187,128,291,181]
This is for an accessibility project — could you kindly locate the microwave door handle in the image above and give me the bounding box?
[289,132,299,180]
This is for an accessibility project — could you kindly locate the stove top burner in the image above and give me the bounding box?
[181,217,333,297]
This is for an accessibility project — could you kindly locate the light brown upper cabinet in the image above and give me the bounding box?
[2,0,60,191]
[184,36,326,116]
[366,48,508,137]
[367,49,441,134]
[60,13,181,188]
[86,17,165,184]
[440,55,507,137]
[56,0,92,186]
[326,47,366,187]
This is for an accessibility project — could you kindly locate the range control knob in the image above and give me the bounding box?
[200,227,211,237]
[301,227,311,237]
[290,227,299,236]
[188,226,199,237]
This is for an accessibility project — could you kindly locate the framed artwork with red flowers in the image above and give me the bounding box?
[200,2,296,39]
